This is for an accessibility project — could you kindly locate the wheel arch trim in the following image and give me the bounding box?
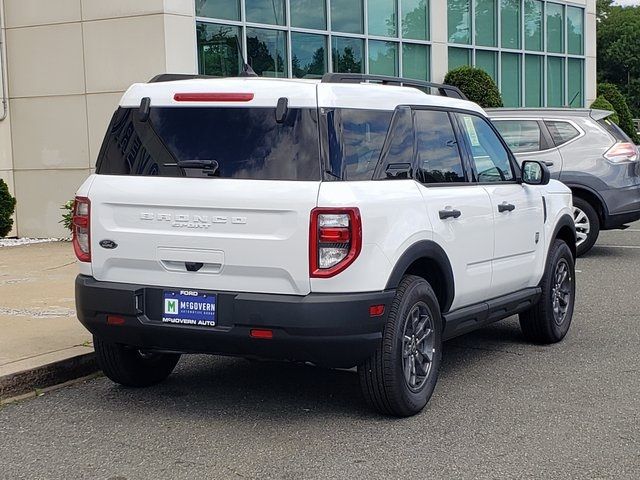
[550,213,577,259]
[385,240,455,313]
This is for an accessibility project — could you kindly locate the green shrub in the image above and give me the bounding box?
[0,179,17,238]
[60,199,74,232]
[590,96,619,125]
[597,83,640,143]
[444,66,504,108]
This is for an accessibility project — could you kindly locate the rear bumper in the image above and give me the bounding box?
[75,275,394,368]
[601,183,640,229]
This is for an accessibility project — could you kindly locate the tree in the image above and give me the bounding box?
[0,179,16,238]
[596,3,640,120]
[444,66,504,108]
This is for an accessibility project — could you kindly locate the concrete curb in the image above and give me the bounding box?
[0,352,99,401]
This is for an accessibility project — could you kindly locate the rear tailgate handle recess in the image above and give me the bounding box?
[498,202,516,213]
[160,260,222,274]
[439,209,462,220]
[157,247,224,274]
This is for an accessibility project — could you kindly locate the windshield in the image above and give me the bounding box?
[96,107,321,180]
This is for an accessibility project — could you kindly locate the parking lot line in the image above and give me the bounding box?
[595,245,640,249]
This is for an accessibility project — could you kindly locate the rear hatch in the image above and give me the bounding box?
[87,79,321,295]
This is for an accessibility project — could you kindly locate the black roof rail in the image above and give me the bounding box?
[148,73,217,83]
[320,73,468,100]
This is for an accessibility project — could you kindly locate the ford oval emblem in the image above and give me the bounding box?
[99,239,118,249]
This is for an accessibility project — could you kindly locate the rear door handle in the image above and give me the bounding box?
[498,202,516,213]
[439,209,462,220]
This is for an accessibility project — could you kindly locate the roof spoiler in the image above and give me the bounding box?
[590,109,615,121]
[320,73,468,100]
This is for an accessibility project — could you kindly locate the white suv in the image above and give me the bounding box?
[74,74,576,417]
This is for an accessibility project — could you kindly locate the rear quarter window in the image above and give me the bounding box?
[545,120,581,146]
[597,117,633,143]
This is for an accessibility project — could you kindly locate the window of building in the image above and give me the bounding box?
[568,58,584,107]
[369,41,399,76]
[196,0,240,21]
[501,0,521,49]
[501,53,521,107]
[475,0,497,47]
[196,22,242,77]
[524,0,543,52]
[415,110,466,184]
[547,56,565,107]
[331,0,364,34]
[332,36,364,73]
[369,0,398,37]
[476,50,496,81]
[449,47,471,69]
[402,0,429,40]
[525,54,544,107]
[458,114,514,182]
[448,0,471,44]
[567,6,584,55]
[403,44,430,80]
[292,33,328,79]
[246,27,288,77]
[290,0,327,30]
[246,0,286,25]
[545,121,580,146]
[546,2,564,54]
[493,120,544,153]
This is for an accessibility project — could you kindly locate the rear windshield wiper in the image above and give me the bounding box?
[164,159,220,176]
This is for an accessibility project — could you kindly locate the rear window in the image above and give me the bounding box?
[598,117,633,143]
[96,107,321,180]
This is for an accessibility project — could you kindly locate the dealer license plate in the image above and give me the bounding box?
[162,290,217,327]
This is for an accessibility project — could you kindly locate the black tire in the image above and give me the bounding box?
[519,240,575,344]
[358,275,442,417]
[573,197,600,256]
[94,336,181,387]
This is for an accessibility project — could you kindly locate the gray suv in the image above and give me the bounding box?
[489,108,640,256]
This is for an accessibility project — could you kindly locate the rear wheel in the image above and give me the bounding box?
[573,197,600,256]
[94,336,181,387]
[358,275,442,417]
[519,240,575,344]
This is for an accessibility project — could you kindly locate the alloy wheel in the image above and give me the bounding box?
[573,206,590,248]
[402,302,435,391]
[551,259,572,326]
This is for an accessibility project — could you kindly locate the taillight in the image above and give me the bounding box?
[72,196,91,262]
[310,208,362,278]
[604,142,639,163]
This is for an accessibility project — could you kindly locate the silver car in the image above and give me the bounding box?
[489,108,640,256]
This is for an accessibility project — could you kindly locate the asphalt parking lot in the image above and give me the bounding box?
[1,224,639,480]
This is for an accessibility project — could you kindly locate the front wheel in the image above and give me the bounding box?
[94,336,181,387]
[519,240,576,344]
[358,275,442,417]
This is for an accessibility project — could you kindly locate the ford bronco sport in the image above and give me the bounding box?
[74,74,576,417]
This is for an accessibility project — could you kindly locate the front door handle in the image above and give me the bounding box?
[439,209,462,220]
[498,202,516,213]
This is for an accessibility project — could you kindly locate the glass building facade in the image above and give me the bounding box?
[195,0,585,107]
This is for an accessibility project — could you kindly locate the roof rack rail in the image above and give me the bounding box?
[148,73,217,83]
[320,73,468,100]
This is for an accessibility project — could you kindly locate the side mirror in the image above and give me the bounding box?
[521,160,551,186]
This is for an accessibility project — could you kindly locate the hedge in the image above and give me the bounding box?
[444,66,503,108]
[0,179,16,238]
[590,96,620,125]
[597,83,639,143]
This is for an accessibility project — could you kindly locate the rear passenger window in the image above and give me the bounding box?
[414,110,466,184]
[493,120,543,153]
[458,114,515,183]
[545,121,580,146]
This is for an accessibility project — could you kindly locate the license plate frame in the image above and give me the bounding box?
[162,290,217,327]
